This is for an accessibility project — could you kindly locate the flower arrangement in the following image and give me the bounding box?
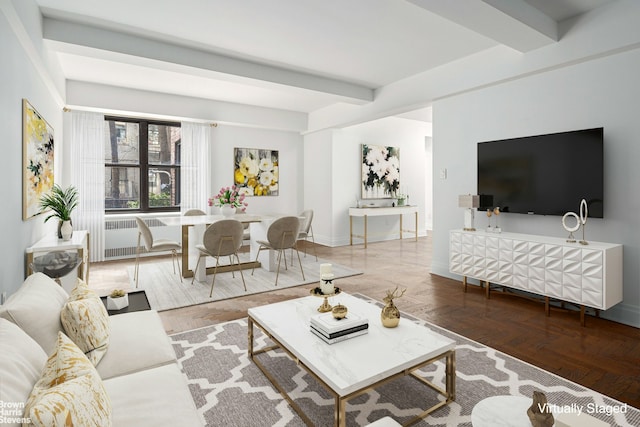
[208,185,248,211]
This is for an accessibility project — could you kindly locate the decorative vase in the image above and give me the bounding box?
[107,294,129,310]
[380,286,406,328]
[60,220,73,241]
[220,205,235,217]
[381,299,401,328]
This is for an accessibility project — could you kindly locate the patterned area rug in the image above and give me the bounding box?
[170,295,640,427]
[129,255,361,311]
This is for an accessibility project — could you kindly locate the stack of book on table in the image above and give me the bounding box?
[310,311,369,344]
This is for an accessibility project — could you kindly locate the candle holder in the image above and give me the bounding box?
[310,286,341,312]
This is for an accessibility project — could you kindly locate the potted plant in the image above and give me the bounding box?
[107,289,129,310]
[39,184,78,240]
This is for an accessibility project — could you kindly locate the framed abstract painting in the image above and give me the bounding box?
[23,99,54,220]
[361,144,400,199]
[233,147,279,196]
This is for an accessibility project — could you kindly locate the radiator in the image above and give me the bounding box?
[104,217,178,260]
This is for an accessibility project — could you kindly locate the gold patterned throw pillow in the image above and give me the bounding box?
[23,332,112,426]
[60,279,110,365]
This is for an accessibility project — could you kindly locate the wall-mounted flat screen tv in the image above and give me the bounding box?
[477,127,603,218]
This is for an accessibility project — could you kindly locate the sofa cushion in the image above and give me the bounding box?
[95,310,177,380]
[0,319,48,427]
[103,363,203,426]
[23,332,112,427]
[61,280,110,365]
[0,272,67,355]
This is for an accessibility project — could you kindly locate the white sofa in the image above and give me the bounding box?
[0,272,203,426]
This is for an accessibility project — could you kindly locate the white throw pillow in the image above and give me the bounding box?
[0,273,68,355]
[0,319,48,427]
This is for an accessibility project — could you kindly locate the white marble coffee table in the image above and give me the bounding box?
[247,292,456,427]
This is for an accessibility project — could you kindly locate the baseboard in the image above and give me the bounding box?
[601,302,640,328]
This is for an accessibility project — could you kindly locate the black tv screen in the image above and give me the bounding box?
[477,128,603,218]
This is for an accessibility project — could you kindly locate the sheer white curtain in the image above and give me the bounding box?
[181,122,212,213]
[68,111,105,262]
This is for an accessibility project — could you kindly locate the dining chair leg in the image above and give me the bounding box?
[293,246,306,281]
[251,246,264,276]
[191,255,203,285]
[274,249,284,286]
[229,255,235,278]
[209,256,221,297]
[172,250,183,283]
[234,251,247,291]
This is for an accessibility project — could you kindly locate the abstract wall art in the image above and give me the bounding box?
[23,99,54,220]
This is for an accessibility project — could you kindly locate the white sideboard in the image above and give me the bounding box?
[449,229,623,324]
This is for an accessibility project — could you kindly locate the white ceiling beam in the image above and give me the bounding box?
[42,17,374,104]
[406,0,558,52]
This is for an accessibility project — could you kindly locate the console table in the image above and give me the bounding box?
[349,206,418,248]
[449,229,623,325]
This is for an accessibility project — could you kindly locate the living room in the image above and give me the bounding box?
[2,0,640,426]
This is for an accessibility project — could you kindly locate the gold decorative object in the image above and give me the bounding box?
[332,304,348,320]
[526,391,555,427]
[579,198,589,245]
[381,286,406,328]
[493,207,501,233]
[486,208,493,232]
[310,287,341,312]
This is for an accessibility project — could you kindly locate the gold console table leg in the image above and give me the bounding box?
[364,214,368,249]
[349,216,353,245]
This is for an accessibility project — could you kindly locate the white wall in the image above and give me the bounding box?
[211,124,303,216]
[303,129,335,246]
[304,117,431,247]
[1,0,65,297]
[431,46,640,327]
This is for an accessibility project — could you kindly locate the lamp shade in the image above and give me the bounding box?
[458,195,479,208]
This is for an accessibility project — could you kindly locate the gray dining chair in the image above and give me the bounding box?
[184,209,206,216]
[192,219,247,297]
[134,217,182,287]
[295,209,317,261]
[235,208,251,244]
[252,216,304,286]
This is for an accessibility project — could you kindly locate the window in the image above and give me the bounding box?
[104,117,181,212]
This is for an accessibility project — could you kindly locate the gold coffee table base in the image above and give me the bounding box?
[248,316,455,427]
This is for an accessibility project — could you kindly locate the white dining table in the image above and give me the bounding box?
[161,213,298,280]
[161,214,262,280]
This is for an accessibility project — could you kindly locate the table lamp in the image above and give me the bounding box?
[458,194,480,231]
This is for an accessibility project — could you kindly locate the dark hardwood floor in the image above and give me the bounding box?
[89,235,640,408]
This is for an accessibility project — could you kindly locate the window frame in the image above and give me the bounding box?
[104,116,181,214]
